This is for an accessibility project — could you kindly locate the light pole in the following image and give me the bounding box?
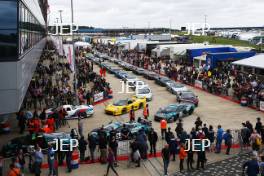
[169,19,172,34]
[204,14,207,29]
[71,0,74,24]
[148,21,150,34]
[70,0,78,104]
[58,10,63,23]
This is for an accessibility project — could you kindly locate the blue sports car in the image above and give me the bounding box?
[89,121,123,143]
[119,119,152,139]
[115,71,129,79]
[154,103,195,123]
[90,119,152,143]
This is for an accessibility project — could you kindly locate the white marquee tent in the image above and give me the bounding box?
[74,41,92,48]
[232,54,264,69]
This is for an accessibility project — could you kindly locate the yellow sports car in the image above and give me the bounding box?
[105,96,146,116]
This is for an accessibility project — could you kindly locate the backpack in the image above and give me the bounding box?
[256,137,261,146]
[133,150,141,161]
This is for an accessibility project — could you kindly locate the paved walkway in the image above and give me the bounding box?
[172,152,251,176]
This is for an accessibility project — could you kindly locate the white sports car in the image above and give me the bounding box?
[166,82,188,95]
[135,86,153,101]
[123,74,138,87]
[46,104,94,119]
[131,80,148,90]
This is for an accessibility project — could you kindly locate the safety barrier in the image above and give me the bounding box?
[0,157,12,176]
[71,149,80,169]
[0,129,246,175]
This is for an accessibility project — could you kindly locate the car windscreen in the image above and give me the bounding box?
[160,106,176,113]
[161,77,170,82]
[172,84,184,88]
[125,124,135,129]
[137,88,150,94]
[135,81,145,86]
[126,75,136,79]
[182,92,195,98]
[113,100,127,106]
[105,124,116,131]
[113,68,121,71]
[71,106,77,110]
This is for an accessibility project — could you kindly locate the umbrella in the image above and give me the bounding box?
[25,111,33,119]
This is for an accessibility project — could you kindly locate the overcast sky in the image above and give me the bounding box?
[48,0,264,28]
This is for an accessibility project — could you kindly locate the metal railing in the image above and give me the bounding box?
[0,129,244,176]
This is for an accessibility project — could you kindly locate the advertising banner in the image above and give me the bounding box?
[195,80,203,89]
[63,44,75,72]
[94,92,104,103]
[50,36,63,56]
[260,101,264,111]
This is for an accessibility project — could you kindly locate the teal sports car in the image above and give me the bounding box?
[89,119,152,143]
[154,103,195,123]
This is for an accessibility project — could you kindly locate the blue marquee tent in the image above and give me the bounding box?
[187,47,237,61]
[206,51,256,69]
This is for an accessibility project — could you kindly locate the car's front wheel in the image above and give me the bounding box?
[174,114,179,121]
[189,108,194,115]
[122,108,127,114]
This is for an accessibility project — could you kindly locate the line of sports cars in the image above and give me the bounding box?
[87,52,199,122]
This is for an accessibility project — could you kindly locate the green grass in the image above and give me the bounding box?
[172,31,257,48]
[189,35,257,48]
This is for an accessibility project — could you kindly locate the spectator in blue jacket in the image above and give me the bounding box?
[223,129,233,155]
[136,129,148,159]
[215,125,224,153]
[48,144,56,176]
[169,135,178,161]
[34,145,44,176]
[243,155,259,176]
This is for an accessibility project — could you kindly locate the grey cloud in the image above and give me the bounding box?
[48,0,264,28]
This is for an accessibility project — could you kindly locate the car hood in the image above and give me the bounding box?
[136,93,152,99]
[172,86,187,91]
[43,132,71,142]
[105,104,122,110]
[182,97,197,101]
[155,112,173,118]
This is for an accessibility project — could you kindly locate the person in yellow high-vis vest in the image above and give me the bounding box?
[208,71,212,77]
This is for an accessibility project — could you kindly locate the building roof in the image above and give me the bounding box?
[232,54,264,69]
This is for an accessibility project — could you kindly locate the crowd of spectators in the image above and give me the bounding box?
[67,116,263,175]
[23,42,75,110]
[6,42,264,176]
[75,51,112,105]
[96,43,264,109]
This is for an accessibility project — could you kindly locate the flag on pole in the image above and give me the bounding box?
[256,37,263,46]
